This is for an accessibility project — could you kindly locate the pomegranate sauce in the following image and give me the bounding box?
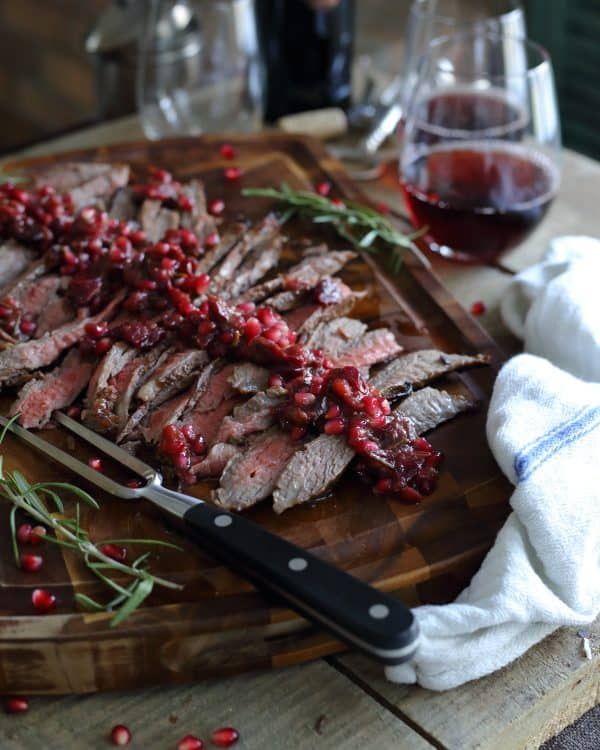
[401,143,558,262]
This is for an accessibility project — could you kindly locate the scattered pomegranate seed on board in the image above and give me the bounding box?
[210,727,240,747]
[315,181,331,196]
[30,526,46,545]
[16,523,32,544]
[20,553,43,572]
[3,696,29,714]
[330,197,345,208]
[223,167,242,182]
[110,724,132,746]
[470,300,486,316]
[375,201,391,215]
[205,232,219,248]
[209,199,225,216]
[219,143,236,160]
[31,588,56,613]
[177,735,204,750]
[100,544,127,563]
[88,457,103,471]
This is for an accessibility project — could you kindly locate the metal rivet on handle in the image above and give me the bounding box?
[288,557,308,571]
[369,604,390,619]
[214,514,232,528]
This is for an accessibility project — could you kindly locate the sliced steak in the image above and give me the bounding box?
[304,317,367,356]
[214,428,297,510]
[215,389,284,444]
[0,259,49,305]
[183,395,238,448]
[32,163,129,194]
[139,199,180,242]
[0,241,37,295]
[272,386,472,514]
[230,362,269,394]
[394,387,473,435]
[19,276,62,323]
[11,348,95,429]
[181,361,235,417]
[371,350,490,398]
[224,235,283,299]
[196,224,246,275]
[136,348,208,407]
[140,389,193,444]
[0,294,122,387]
[330,329,402,369]
[192,442,241,478]
[294,290,357,337]
[268,276,354,315]
[108,187,136,221]
[35,293,75,338]
[84,342,138,432]
[180,179,216,241]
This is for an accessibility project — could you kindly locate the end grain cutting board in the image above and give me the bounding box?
[0,135,511,694]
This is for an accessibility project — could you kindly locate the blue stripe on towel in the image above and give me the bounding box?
[514,404,600,483]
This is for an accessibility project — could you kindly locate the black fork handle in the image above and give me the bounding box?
[144,483,419,665]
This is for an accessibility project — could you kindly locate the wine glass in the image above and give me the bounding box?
[137,0,262,139]
[399,31,561,264]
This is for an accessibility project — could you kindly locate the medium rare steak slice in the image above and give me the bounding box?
[214,428,297,511]
[35,292,75,338]
[394,387,473,435]
[141,389,193,444]
[191,442,241,478]
[0,259,49,305]
[195,224,246,275]
[181,361,235,417]
[240,248,355,303]
[32,163,129,194]
[272,387,473,514]
[293,289,357,336]
[230,362,269,394]
[183,396,238,448]
[108,187,136,221]
[0,294,122,387]
[136,348,208,407]
[330,329,402,369]
[19,276,62,323]
[215,389,284,444]
[370,350,490,398]
[304,317,367,357]
[84,342,138,432]
[180,179,216,241]
[0,241,36,295]
[268,277,355,315]
[11,348,95,429]
[139,199,180,242]
[224,235,283,299]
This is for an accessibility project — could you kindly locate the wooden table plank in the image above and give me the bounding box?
[335,618,599,750]
[0,660,434,750]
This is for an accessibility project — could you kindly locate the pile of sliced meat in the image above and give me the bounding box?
[0,161,489,513]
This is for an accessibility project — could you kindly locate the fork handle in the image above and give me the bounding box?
[144,483,419,665]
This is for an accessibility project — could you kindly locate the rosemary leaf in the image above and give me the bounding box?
[111,576,154,627]
[9,505,19,568]
[74,593,105,612]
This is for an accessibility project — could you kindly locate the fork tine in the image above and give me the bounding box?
[0,416,136,499]
[55,412,157,480]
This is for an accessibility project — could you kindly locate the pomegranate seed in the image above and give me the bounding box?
[399,486,422,503]
[177,735,204,750]
[470,300,486,316]
[413,437,431,452]
[4,696,29,714]
[315,181,331,196]
[126,479,143,488]
[294,391,316,407]
[205,232,219,248]
[30,526,46,546]
[84,321,108,339]
[219,143,236,160]
[17,523,32,544]
[66,404,82,419]
[95,337,113,355]
[192,435,207,455]
[223,167,242,181]
[88,457,103,471]
[210,727,239,747]
[181,424,196,442]
[374,478,393,494]
[100,544,127,563]
[110,724,132,746]
[19,318,36,336]
[20,553,43,572]
[290,425,307,441]
[209,198,225,216]
[330,198,345,208]
[324,418,345,435]
[375,201,391,215]
[268,374,283,388]
[32,588,56,613]
[129,229,146,245]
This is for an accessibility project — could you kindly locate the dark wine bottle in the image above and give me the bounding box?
[255,0,355,123]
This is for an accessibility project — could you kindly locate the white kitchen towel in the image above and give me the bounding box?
[386,236,600,691]
[500,235,600,381]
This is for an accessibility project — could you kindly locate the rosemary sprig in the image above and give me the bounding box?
[0,447,183,626]
[242,183,429,272]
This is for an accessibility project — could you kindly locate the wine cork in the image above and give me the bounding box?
[276,108,348,140]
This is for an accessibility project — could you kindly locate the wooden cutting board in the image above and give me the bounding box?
[0,135,511,694]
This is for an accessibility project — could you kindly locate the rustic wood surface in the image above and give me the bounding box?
[0,134,511,694]
[0,117,598,749]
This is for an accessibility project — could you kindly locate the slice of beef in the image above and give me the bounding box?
[209,214,280,294]
[19,276,62,323]
[181,361,235,417]
[135,348,208,407]
[0,259,49,305]
[394,386,473,435]
[83,342,139,432]
[35,293,75,338]
[215,389,284,444]
[0,241,37,295]
[268,276,355,315]
[224,235,283,300]
[293,290,357,337]
[0,294,122,387]
[191,442,241,478]
[180,179,217,242]
[240,248,354,304]
[195,224,246,275]
[139,199,180,242]
[304,317,367,357]
[370,350,490,398]
[183,395,238,448]
[108,187,136,221]
[230,362,269,394]
[32,163,130,210]
[330,329,402,369]
[140,389,193,444]
[214,428,297,510]
[11,348,95,429]
[272,386,473,514]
